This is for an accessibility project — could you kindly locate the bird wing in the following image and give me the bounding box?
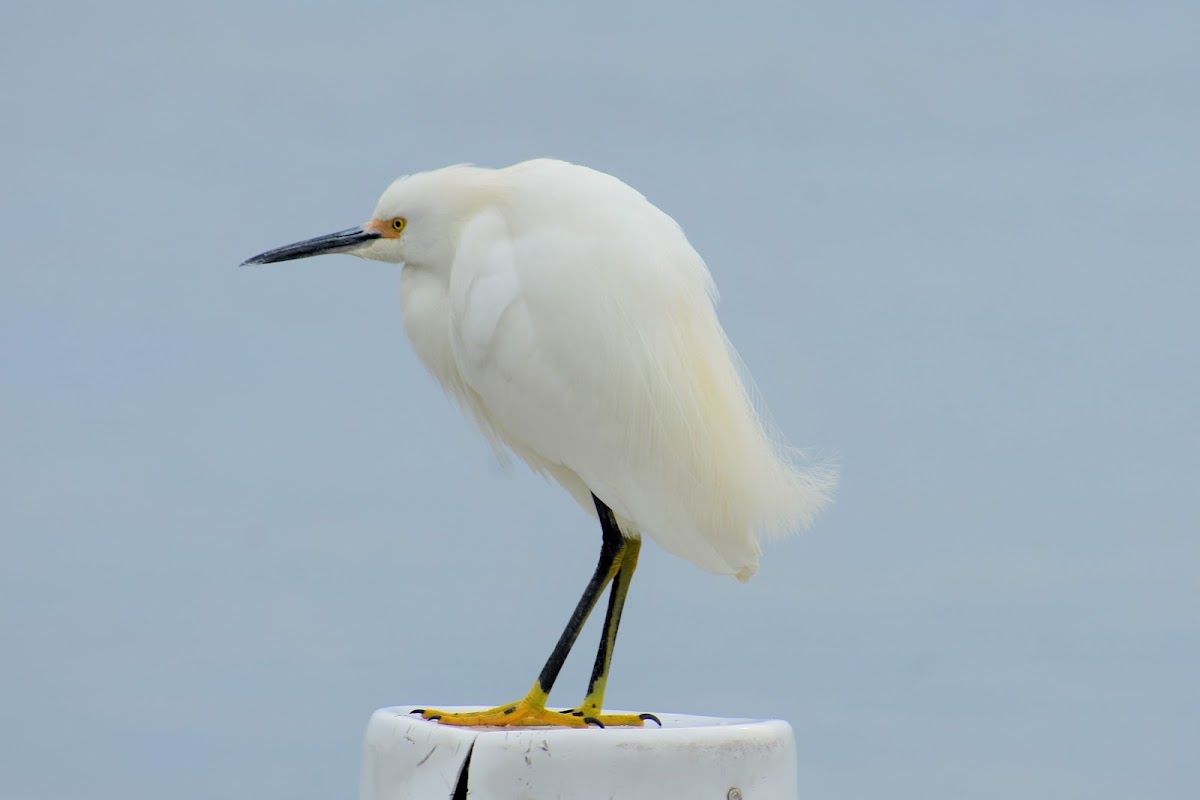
[445,199,780,578]
[445,163,837,579]
[447,205,633,486]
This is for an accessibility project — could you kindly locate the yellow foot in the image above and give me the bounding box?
[557,707,662,727]
[411,701,652,728]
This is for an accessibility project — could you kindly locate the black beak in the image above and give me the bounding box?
[240,226,382,265]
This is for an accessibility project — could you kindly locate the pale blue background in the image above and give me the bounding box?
[2,2,1197,798]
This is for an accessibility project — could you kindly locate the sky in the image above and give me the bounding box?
[1,1,1197,798]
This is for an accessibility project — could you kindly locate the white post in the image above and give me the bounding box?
[360,705,798,800]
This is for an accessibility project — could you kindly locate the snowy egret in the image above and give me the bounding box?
[242,159,834,728]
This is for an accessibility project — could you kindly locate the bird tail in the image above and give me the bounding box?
[623,297,837,581]
[719,330,838,580]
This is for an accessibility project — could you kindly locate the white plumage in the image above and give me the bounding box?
[357,159,835,580]
[243,157,836,727]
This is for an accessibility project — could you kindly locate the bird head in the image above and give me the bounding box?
[241,166,484,271]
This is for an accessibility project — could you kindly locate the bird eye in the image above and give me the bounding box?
[391,218,406,232]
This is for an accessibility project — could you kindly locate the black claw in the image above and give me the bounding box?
[409,708,425,715]
[427,715,442,722]
[583,716,605,728]
[639,713,662,726]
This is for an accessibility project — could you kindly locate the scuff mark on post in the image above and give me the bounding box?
[416,744,439,767]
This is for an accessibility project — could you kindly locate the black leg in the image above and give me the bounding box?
[581,532,640,713]
[533,494,626,697]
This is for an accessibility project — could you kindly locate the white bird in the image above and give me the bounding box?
[242,158,834,728]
